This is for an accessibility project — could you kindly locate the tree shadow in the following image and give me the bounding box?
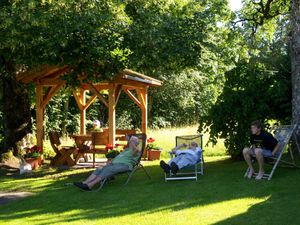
[0,157,299,224]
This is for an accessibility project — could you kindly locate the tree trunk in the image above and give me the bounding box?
[0,60,32,155]
[291,0,300,153]
[291,0,300,125]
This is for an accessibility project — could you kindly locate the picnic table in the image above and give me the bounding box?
[70,129,138,165]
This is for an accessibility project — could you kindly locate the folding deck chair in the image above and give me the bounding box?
[95,133,151,191]
[244,125,300,180]
[165,135,204,181]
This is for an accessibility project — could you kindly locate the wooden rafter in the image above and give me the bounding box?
[42,83,64,108]
[123,88,141,108]
[87,83,109,107]
[39,78,65,86]
[115,84,122,105]
[73,90,84,110]
[24,67,62,84]
[83,94,97,110]
[136,88,146,108]
[123,69,162,84]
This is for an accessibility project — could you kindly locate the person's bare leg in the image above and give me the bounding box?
[243,148,255,178]
[86,176,102,189]
[82,174,97,184]
[255,148,265,180]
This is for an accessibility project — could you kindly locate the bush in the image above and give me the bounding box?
[43,141,56,160]
[199,57,291,159]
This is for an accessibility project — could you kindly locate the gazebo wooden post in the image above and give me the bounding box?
[141,88,148,134]
[108,84,116,146]
[80,90,86,134]
[137,87,148,135]
[36,84,44,150]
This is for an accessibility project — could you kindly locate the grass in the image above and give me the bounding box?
[1,155,300,225]
[148,125,226,157]
[1,126,300,224]
[55,125,226,159]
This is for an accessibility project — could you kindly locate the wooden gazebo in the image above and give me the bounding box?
[17,66,162,149]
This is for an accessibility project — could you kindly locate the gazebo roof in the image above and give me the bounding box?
[16,65,162,87]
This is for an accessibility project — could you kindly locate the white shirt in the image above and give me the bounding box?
[175,147,202,162]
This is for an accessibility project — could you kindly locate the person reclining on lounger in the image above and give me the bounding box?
[74,136,140,191]
[243,120,280,180]
[160,142,202,175]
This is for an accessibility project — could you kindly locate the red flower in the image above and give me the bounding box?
[28,145,42,153]
[115,143,120,147]
[147,138,155,143]
[105,144,114,150]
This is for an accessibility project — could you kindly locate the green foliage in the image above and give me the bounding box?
[43,141,56,160]
[149,70,220,128]
[0,150,14,162]
[105,150,120,159]
[0,0,236,137]
[199,54,291,158]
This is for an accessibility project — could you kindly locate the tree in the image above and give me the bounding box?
[236,0,300,130]
[200,0,294,158]
[200,55,291,158]
[0,0,233,154]
[291,0,300,126]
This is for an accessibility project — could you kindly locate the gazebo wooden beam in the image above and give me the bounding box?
[36,84,44,151]
[73,89,86,134]
[123,88,141,108]
[87,83,109,108]
[23,67,62,84]
[108,84,116,145]
[42,83,64,108]
[136,87,148,134]
[39,78,65,86]
[79,90,86,134]
[115,84,122,105]
[73,90,84,111]
[136,89,146,108]
[114,78,149,88]
[123,69,162,84]
[83,94,97,110]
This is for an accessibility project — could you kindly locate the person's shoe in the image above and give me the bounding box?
[108,176,115,181]
[247,170,254,179]
[160,160,171,173]
[170,162,179,175]
[74,182,91,191]
[255,171,264,180]
[73,182,83,186]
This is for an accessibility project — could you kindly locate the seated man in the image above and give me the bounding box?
[243,120,280,180]
[74,136,140,191]
[160,142,202,175]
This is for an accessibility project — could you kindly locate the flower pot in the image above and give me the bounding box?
[25,156,42,170]
[148,149,161,161]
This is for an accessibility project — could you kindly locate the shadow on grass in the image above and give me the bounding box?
[1,157,300,224]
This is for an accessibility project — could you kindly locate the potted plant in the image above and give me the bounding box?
[146,137,162,161]
[105,144,120,164]
[24,145,43,170]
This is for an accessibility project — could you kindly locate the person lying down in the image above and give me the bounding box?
[74,136,140,191]
[160,142,202,175]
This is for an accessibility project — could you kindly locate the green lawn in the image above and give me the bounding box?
[148,125,226,157]
[1,155,300,225]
